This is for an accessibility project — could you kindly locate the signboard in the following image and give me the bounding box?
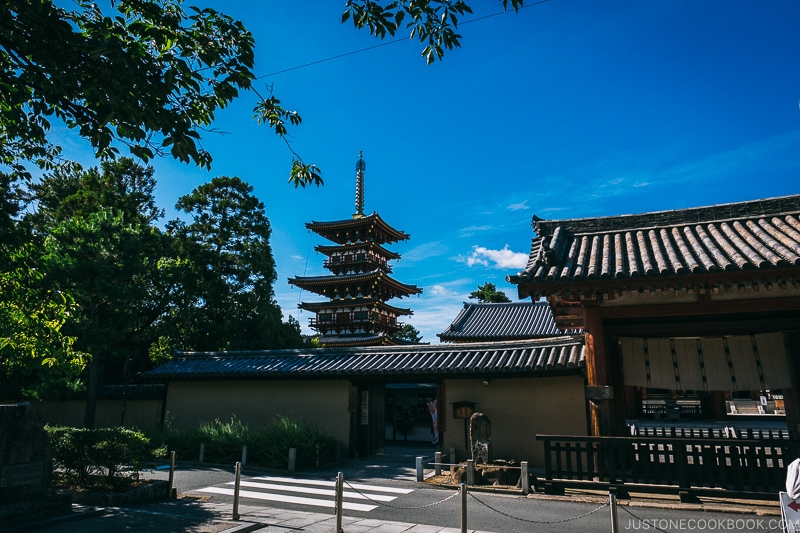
[780,492,800,532]
[360,391,369,425]
[0,462,43,487]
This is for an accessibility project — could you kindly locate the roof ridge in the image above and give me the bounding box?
[535,194,800,236]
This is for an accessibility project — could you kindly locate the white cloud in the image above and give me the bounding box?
[430,284,455,296]
[458,225,493,237]
[463,245,528,269]
[507,200,529,211]
[401,241,448,264]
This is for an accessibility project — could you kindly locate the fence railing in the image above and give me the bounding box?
[537,434,797,500]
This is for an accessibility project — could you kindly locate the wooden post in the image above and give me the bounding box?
[168,451,175,493]
[521,461,530,495]
[335,472,344,533]
[460,482,467,533]
[584,304,612,436]
[233,462,242,521]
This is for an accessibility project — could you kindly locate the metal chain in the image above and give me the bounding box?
[467,492,608,524]
[343,480,460,509]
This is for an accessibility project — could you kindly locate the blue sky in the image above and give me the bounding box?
[46,1,800,342]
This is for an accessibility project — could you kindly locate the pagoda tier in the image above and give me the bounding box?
[299,299,412,337]
[306,212,409,245]
[288,270,421,301]
[315,241,400,275]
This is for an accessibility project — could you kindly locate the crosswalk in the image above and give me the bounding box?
[198,475,414,512]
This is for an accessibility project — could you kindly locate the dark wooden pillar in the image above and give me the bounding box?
[584,304,612,436]
[783,332,800,439]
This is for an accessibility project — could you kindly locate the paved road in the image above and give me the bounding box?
[144,461,784,533]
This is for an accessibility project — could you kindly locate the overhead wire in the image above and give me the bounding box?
[257,0,551,79]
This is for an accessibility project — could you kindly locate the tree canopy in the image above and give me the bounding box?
[468,282,512,303]
[391,323,423,344]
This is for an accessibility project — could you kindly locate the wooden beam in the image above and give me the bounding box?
[599,296,800,320]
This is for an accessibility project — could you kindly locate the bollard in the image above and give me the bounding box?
[609,490,619,533]
[335,472,344,533]
[233,461,242,521]
[199,443,204,463]
[416,456,424,482]
[450,447,456,466]
[241,445,247,466]
[316,443,320,468]
[435,451,442,476]
[466,459,474,486]
[521,461,530,495]
[288,447,297,472]
[168,451,176,493]
[460,482,467,533]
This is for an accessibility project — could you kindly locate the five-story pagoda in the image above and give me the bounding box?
[288,153,422,346]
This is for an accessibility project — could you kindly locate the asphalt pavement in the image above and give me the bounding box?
[4,445,786,533]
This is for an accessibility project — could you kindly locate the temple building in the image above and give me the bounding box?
[288,153,422,347]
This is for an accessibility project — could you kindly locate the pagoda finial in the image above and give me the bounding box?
[353,150,366,219]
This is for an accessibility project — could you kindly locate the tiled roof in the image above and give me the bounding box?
[144,337,585,381]
[437,302,581,342]
[288,270,423,297]
[509,195,800,293]
[306,212,410,245]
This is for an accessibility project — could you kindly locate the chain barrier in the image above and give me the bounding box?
[343,480,460,510]
[468,492,608,524]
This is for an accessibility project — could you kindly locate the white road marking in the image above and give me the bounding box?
[251,475,414,494]
[197,487,377,512]
[229,480,397,501]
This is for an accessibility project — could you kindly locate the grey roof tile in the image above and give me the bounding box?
[437,301,581,341]
[145,338,584,381]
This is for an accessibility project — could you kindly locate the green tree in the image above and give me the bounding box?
[343,0,523,64]
[391,324,423,344]
[1,0,321,187]
[166,176,303,351]
[468,282,511,303]
[0,173,85,400]
[29,158,174,426]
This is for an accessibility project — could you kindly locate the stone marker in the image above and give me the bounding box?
[0,402,66,520]
[469,412,492,465]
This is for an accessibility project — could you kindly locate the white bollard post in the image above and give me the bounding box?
[233,461,242,521]
[609,490,620,533]
[435,451,442,476]
[521,461,530,495]
[460,482,467,533]
[241,445,247,466]
[288,447,297,472]
[335,472,344,533]
[466,459,474,486]
[416,456,424,482]
[199,443,204,463]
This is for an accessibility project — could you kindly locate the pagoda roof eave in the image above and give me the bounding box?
[306,212,410,244]
[298,299,414,316]
[288,270,422,297]
[314,241,401,260]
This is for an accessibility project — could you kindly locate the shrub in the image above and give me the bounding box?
[46,426,167,489]
[150,415,336,470]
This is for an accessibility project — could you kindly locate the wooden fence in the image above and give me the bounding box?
[536,434,796,500]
